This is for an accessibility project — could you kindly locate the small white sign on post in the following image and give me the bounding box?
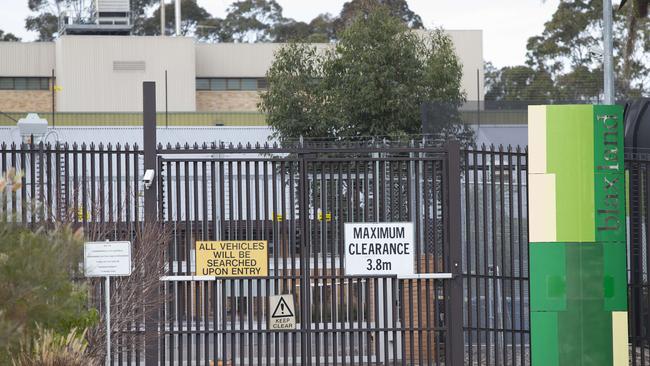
[344,222,414,276]
[84,241,132,366]
[84,241,132,277]
[269,295,296,330]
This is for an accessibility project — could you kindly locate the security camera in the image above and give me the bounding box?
[143,169,155,190]
[589,46,604,60]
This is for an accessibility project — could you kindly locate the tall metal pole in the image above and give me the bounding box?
[51,68,55,127]
[445,140,464,366]
[174,0,181,36]
[603,0,615,104]
[142,82,158,366]
[160,0,165,36]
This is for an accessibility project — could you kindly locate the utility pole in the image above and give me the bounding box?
[160,0,165,36]
[603,0,615,104]
[175,0,181,36]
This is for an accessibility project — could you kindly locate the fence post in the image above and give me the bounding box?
[142,81,159,366]
[298,151,312,365]
[445,140,464,366]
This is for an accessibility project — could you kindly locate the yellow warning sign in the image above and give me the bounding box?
[195,241,268,277]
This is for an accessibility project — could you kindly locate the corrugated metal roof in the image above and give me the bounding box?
[0,124,528,150]
[471,124,528,148]
[0,126,275,146]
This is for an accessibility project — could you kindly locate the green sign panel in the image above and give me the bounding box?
[528,105,628,366]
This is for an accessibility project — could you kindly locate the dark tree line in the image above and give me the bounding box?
[24,0,423,42]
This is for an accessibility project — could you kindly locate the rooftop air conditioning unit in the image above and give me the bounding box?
[95,0,131,25]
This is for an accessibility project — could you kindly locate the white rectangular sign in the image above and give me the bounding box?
[268,294,296,330]
[84,241,132,277]
[344,222,414,276]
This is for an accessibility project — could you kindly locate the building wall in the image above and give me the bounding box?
[0,32,483,114]
[0,42,55,77]
[196,30,483,110]
[55,36,196,112]
[196,91,261,112]
[0,90,52,112]
[0,42,54,113]
[446,30,484,103]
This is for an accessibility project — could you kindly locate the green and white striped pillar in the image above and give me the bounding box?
[528,105,628,365]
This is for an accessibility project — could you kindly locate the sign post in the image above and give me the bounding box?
[105,275,110,365]
[84,241,132,366]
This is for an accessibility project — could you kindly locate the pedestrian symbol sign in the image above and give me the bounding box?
[269,295,296,330]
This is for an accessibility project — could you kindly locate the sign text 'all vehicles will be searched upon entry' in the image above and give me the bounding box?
[195,240,268,277]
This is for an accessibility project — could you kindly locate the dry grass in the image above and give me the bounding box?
[12,326,99,366]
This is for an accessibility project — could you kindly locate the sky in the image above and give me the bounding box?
[0,0,561,68]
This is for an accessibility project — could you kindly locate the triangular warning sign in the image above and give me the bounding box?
[271,297,294,318]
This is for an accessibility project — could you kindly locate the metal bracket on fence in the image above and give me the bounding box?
[397,273,453,280]
[159,273,454,281]
[160,275,216,281]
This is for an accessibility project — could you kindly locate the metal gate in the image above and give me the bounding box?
[156,141,464,365]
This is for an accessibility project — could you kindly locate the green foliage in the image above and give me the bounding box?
[220,0,285,42]
[0,30,21,42]
[138,1,211,36]
[25,13,58,41]
[334,0,423,35]
[260,10,471,143]
[0,210,97,363]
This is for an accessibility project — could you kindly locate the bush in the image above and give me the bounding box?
[12,326,98,366]
[0,169,98,363]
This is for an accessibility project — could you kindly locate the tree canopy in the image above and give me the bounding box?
[259,10,471,144]
[485,0,650,103]
[24,0,423,42]
[0,30,20,42]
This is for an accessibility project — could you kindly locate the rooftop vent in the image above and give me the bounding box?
[113,61,146,72]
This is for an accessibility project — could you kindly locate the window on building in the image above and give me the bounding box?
[211,79,226,91]
[240,79,257,90]
[196,78,210,90]
[226,79,240,90]
[0,77,50,90]
[196,78,268,91]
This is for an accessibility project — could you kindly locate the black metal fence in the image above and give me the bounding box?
[461,146,529,366]
[1,140,649,365]
[0,141,143,227]
[626,151,650,366]
[155,141,461,365]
